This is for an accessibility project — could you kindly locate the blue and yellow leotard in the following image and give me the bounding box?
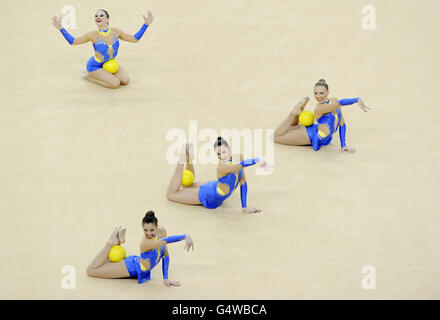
[124,234,185,284]
[86,29,120,72]
[305,98,358,151]
[58,24,149,72]
[197,157,259,209]
[306,107,342,151]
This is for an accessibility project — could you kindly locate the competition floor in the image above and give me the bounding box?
[1,0,439,299]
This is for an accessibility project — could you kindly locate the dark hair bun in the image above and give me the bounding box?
[213,136,229,149]
[145,210,155,217]
[142,210,158,226]
[315,79,329,90]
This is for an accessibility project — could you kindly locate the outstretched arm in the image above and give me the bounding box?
[52,16,92,45]
[140,234,194,252]
[217,157,263,176]
[140,238,167,253]
[114,11,154,43]
[315,97,369,116]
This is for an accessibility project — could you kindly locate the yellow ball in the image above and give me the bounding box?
[103,59,119,74]
[182,169,194,187]
[299,111,315,127]
[108,245,126,262]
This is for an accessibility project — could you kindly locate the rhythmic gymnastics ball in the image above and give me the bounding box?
[103,59,119,74]
[108,245,126,262]
[299,111,315,127]
[182,169,195,187]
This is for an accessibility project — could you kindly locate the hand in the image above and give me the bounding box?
[143,11,154,25]
[258,157,273,173]
[358,98,370,112]
[164,279,181,287]
[51,16,63,29]
[242,207,262,214]
[341,146,356,153]
[184,235,194,252]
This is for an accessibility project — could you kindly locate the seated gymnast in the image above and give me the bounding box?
[86,211,194,287]
[166,140,271,213]
[52,9,153,89]
[273,79,370,152]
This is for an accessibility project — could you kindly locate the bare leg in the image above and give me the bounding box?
[274,125,311,146]
[86,227,130,279]
[85,69,121,89]
[114,66,129,86]
[274,97,313,146]
[183,143,201,187]
[185,143,195,175]
[274,97,309,137]
[118,227,127,244]
[166,144,202,205]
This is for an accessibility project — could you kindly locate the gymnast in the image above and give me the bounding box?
[273,79,370,152]
[166,141,271,213]
[86,211,194,286]
[51,9,153,89]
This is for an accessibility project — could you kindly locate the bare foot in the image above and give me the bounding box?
[117,227,127,244]
[187,142,195,161]
[178,144,187,164]
[291,97,310,117]
[108,227,120,246]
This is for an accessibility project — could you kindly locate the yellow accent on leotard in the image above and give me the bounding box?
[216,186,226,196]
[318,130,327,137]
[140,235,159,271]
[97,28,111,37]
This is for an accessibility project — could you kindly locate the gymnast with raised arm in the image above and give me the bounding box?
[52,9,153,88]
[274,79,370,152]
[86,211,194,286]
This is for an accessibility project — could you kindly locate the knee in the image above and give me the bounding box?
[108,79,121,89]
[166,191,178,202]
[120,77,129,85]
[86,266,95,277]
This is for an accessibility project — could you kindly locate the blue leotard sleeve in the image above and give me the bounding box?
[134,24,148,40]
[162,255,170,279]
[239,157,260,167]
[338,98,359,106]
[162,234,186,243]
[339,123,347,148]
[240,182,248,208]
[59,28,75,45]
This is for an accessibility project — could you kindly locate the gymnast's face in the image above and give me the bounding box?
[94,10,109,28]
[143,223,157,240]
[314,85,329,104]
[215,145,230,161]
